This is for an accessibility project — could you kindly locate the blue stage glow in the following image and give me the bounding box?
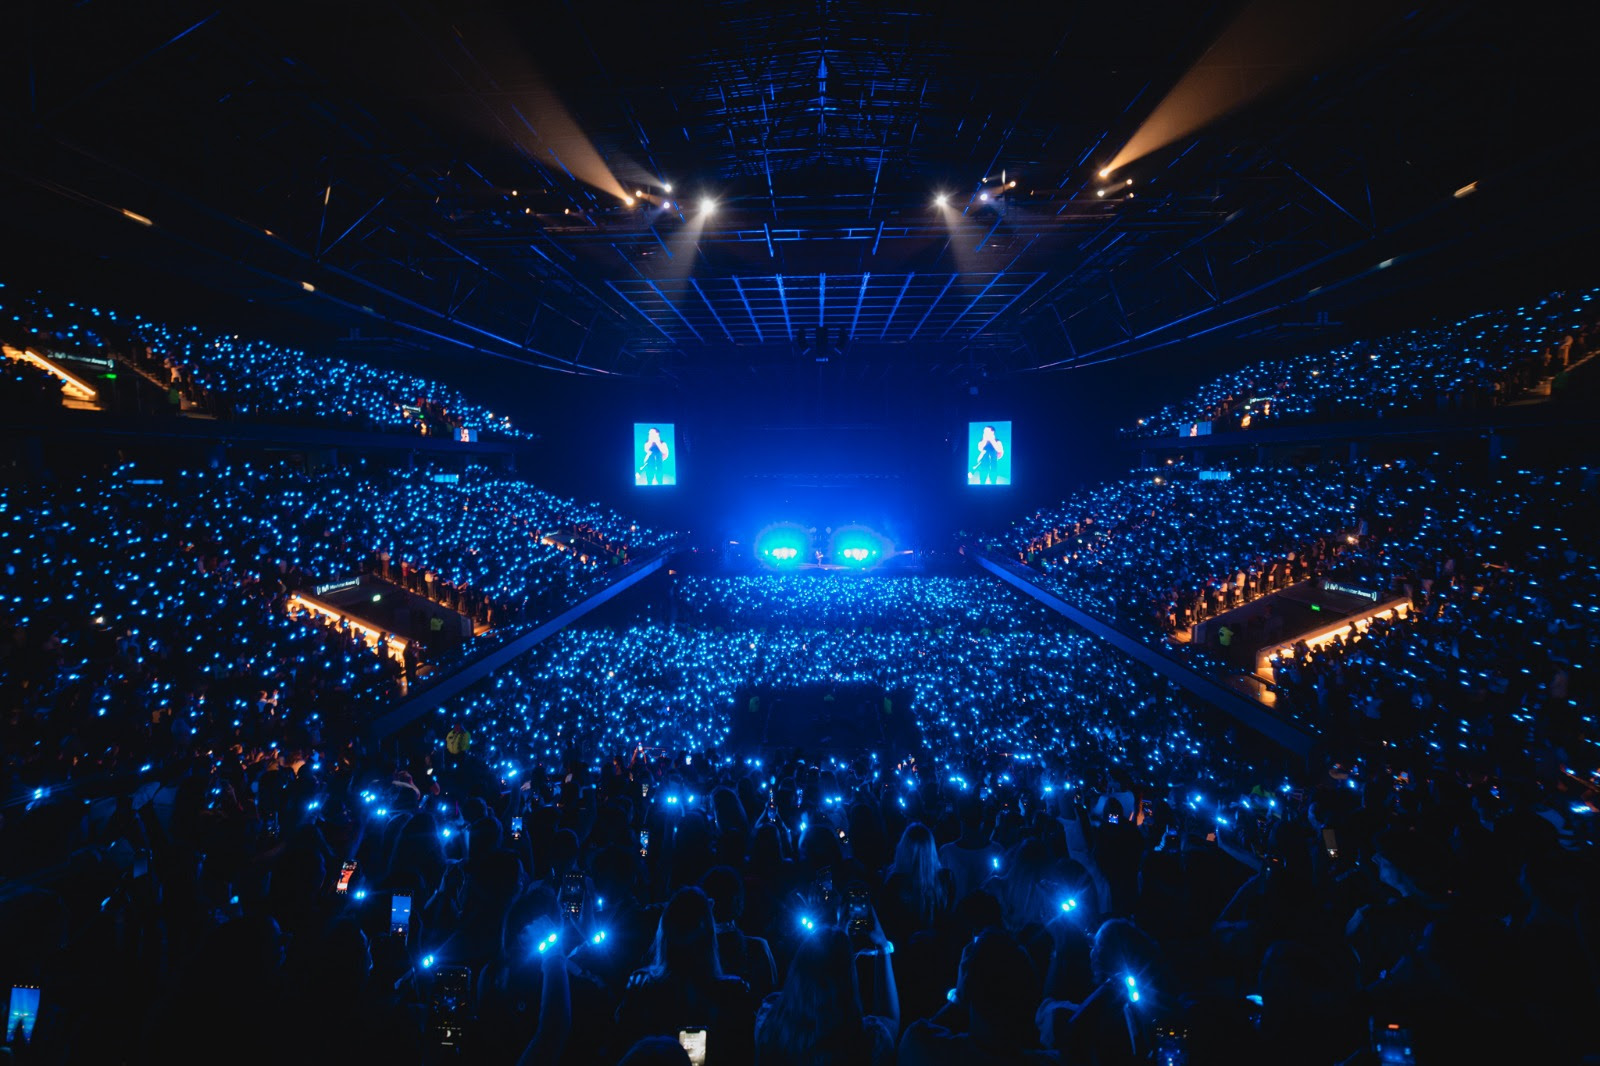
[829,525,891,569]
[755,523,810,568]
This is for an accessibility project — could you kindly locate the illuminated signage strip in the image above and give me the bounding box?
[1322,580,1380,601]
[313,577,363,596]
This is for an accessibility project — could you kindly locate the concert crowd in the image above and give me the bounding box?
[1,284,1596,1063]
[4,566,1596,1064]
[0,461,666,818]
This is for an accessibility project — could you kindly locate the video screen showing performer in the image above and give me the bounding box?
[967,421,1011,486]
[633,423,677,486]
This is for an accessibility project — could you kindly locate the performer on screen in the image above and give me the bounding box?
[972,424,1006,484]
[639,426,670,485]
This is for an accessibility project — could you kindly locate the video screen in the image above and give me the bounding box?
[633,423,677,487]
[7,986,40,1044]
[966,421,1012,486]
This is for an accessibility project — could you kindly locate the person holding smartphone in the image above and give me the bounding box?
[613,888,756,1064]
[755,925,898,1066]
[475,914,576,1062]
[900,928,1043,1064]
[700,866,779,1000]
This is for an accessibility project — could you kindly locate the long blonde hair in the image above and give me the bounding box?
[888,822,945,924]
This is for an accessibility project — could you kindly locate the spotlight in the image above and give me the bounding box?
[623,195,635,206]
[934,193,948,207]
[661,201,674,210]
[1453,181,1478,199]
[1099,167,1111,178]
[300,281,316,292]
[663,183,673,193]
[700,197,715,215]
[635,189,645,198]
[978,192,990,202]
[1096,189,1106,198]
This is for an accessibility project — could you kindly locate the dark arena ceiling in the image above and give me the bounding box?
[4,0,1598,382]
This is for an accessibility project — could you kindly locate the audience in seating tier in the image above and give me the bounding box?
[0,282,536,439]
[1126,288,1598,438]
